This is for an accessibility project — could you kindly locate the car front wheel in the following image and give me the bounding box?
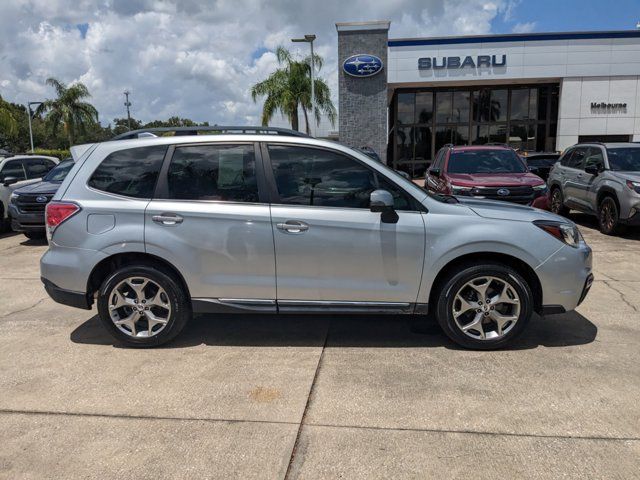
[97,265,191,347]
[550,187,569,217]
[598,196,625,236]
[435,263,533,350]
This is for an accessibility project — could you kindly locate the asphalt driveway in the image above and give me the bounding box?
[0,215,638,479]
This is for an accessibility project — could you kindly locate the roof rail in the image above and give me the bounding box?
[111,125,310,141]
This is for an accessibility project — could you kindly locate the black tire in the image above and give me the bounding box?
[550,187,569,217]
[434,262,533,350]
[0,203,9,233]
[24,231,46,240]
[97,265,191,347]
[598,196,625,236]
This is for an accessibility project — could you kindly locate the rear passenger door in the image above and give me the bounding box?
[0,160,30,212]
[576,147,605,211]
[264,143,426,307]
[145,143,276,309]
[562,147,587,208]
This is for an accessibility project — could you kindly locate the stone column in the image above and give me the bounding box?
[336,21,390,164]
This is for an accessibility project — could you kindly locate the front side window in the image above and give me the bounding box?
[88,146,167,198]
[584,147,604,171]
[167,144,258,202]
[447,149,527,174]
[606,147,640,172]
[269,145,414,211]
[0,160,26,182]
[24,158,56,179]
[567,148,587,170]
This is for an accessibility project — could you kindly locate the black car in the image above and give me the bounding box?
[9,159,74,239]
[521,152,560,181]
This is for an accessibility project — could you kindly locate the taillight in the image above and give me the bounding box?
[45,201,80,235]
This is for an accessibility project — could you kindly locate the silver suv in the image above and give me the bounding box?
[40,128,593,350]
[548,142,640,235]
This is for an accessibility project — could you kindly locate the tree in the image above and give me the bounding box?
[251,46,336,134]
[35,77,99,147]
[0,95,18,141]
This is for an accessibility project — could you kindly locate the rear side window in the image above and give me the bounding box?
[567,147,587,169]
[560,149,574,167]
[0,160,26,182]
[24,158,56,179]
[88,146,167,198]
[166,144,258,202]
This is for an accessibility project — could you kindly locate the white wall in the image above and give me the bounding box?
[557,76,640,150]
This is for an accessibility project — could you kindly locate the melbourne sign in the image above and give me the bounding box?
[591,102,627,113]
[343,54,384,77]
[418,54,506,70]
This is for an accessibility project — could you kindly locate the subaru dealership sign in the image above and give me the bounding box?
[343,54,383,77]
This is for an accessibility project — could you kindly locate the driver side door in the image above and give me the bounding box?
[265,144,426,309]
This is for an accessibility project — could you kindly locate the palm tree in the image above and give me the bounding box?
[35,77,99,146]
[251,47,336,134]
[0,95,17,138]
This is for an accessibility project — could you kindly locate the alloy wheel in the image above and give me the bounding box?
[108,276,172,338]
[551,189,562,214]
[452,276,521,340]
[600,199,617,233]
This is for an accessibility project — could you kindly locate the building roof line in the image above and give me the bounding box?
[388,30,640,47]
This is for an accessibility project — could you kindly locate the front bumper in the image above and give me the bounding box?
[536,242,593,313]
[8,204,45,232]
[621,208,640,226]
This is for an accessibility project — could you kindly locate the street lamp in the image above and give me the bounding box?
[123,91,132,130]
[291,34,316,136]
[26,101,43,153]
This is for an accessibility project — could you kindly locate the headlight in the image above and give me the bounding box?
[533,184,548,195]
[450,184,472,195]
[626,180,640,194]
[10,192,19,203]
[534,220,583,248]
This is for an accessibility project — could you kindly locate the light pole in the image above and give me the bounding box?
[26,101,43,153]
[123,90,132,130]
[291,34,316,136]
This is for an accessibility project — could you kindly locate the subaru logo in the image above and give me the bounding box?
[36,195,48,203]
[343,54,383,78]
[497,188,510,196]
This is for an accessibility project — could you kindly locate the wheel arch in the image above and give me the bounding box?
[87,252,191,300]
[427,252,543,315]
[596,186,619,209]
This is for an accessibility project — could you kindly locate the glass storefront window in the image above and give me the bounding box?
[529,89,538,121]
[491,89,508,122]
[416,92,433,124]
[396,127,414,162]
[397,93,415,125]
[471,125,489,145]
[436,91,453,123]
[454,126,469,145]
[452,91,470,123]
[509,123,536,150]
[489,124,507,143]
[414,127,432,162]
[510,89,529,121]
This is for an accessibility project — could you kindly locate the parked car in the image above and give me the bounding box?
[0,155,59,232]
[548,142,640,235]
[424,145,548,205]
[9,158,74,239]
[520,152,561,181]
[40,127,592,350]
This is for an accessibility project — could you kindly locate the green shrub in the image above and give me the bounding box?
[32,148,71,160]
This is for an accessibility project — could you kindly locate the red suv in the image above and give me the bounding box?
[424,145,548,205]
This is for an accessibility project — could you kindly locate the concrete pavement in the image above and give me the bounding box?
[0,216,638,479]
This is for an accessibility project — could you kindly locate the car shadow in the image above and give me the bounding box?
[19,237,48,246]
[70,310,597,351]
[571,212,640,241]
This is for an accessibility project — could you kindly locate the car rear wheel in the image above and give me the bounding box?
[24,231,46,240]
[97,265,191,347]
[550,187,569,217]
[435,263,533,350]
[598,196,625,236]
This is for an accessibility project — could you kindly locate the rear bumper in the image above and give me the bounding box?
[8,204,45,232]
[41,277,93,310]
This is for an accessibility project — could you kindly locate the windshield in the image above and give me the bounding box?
[44,159,74,182]
[607,148,640,172]
[448,149,527,174]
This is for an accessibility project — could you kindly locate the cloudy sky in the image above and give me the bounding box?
[0,0,638,131]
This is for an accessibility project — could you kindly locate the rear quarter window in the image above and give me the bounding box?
[88,146,167,198]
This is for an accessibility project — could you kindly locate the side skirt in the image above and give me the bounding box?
[192,298,428,315]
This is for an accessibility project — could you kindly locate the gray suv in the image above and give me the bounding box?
[548,142,640,234]
[40,128,593,350]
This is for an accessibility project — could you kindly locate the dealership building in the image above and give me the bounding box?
[336,21,640,177]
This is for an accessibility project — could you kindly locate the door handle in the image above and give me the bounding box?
[152,213,183,225]
[276,220,309,234]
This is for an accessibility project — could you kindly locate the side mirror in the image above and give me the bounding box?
[370,189,394,213]
[585,165,600,176]
[2,176,18,186]
[429,168,440,178]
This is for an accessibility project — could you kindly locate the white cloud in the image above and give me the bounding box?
[512,21,536,33]
[0,0,515,129]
